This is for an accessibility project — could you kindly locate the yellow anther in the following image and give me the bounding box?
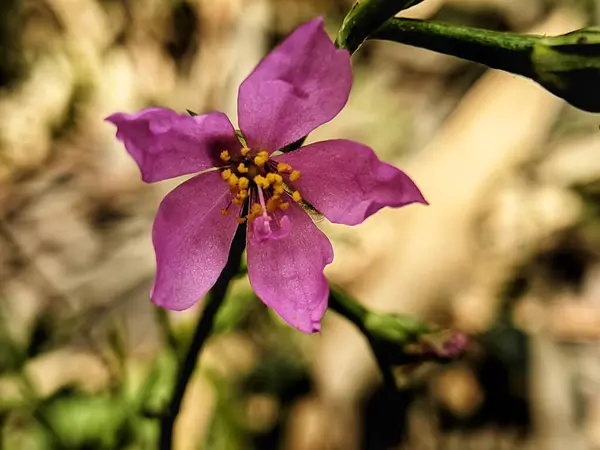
[220,150,231,162]
[251,203,263,215]
[232,197,244,206]
[292,191,302,203]
[236,217,247,224]
[247,202,264,221]
[254,151,270,168]
[221,209,229,216]
[238,189,249,200]
[279,202,290,210]
[221,169,232,180]
[266,173,276,183]
[228,173,239,188]
[238,163,249,173]
[277,163,292,173]
[290,170,301,182]
[273,174,283,184]
[273,184,284,195]
[238,177,249,190]
[253,175,270,189]
[241,147,251,156]
[254,156,267,168]
[266,196,281,213]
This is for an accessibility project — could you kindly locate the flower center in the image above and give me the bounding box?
[218,147,303,242]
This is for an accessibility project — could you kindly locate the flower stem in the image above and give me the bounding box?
[159,222,247,449]
[371,19,600,112]
[327,285,369,332]
[328,286,397,389]
[370,18,539,77]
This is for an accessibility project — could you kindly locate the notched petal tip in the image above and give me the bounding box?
[150,171,241,311]
[275,139,428,226]
[247,203,332,334]
[106,107,240,183]
[237,17,353,152]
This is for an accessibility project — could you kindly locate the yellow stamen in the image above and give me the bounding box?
[221,209,229,216]
[221,169,232,181]
[238,177,249,190]
[292,191,302,203]
[236,217,247,224]
[273,184,284,195]
[238,189,248,199]
[241,147,251,156]
[220,150,231,162]
[290,170,301,182]
[247,203,264,221]
[279,202,290,210]
[266,173,276,184]
[253,175,270,189]
[254,151,270,168]
[233,196,244,206]
[228,173,239,188]
[238,163,249,173]
[277,163,292,173]
[273,174,283,184]
[251,203,263,215]
[266,196,281,213]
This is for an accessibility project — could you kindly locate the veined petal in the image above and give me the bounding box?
[151,171,241,310]
[246,202,333,333]
[106,107,241,182]
[276,139,427,226]
[238,18,352,153]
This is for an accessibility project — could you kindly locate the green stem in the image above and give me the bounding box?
[371,18,540,77]
[328,287,397,389]
[327,285,369,331]
[158,222,247,450]
[335,0,425,53]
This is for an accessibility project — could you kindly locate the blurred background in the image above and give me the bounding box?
[1,0,600,448]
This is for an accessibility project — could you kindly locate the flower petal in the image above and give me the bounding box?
[106,107,241,182]
[276,139,427,225]
[151,171,241,310]
[246,201,333,333]
[238,17,352,153]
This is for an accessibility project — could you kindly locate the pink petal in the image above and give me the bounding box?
[151,171,241,310]
[246,202,334,333]
[106,107,241,182]
[276,139,427,225]
[237,18,352,153]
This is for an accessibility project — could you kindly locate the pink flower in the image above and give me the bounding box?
[105,18,426,333]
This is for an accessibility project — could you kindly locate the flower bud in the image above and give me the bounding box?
[532,28,600,112]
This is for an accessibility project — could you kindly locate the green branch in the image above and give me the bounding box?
[328,286,465,390]
[372,18,538,77]
[370,18,600,112]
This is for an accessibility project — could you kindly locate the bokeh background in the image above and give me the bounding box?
[1,0,600,449]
